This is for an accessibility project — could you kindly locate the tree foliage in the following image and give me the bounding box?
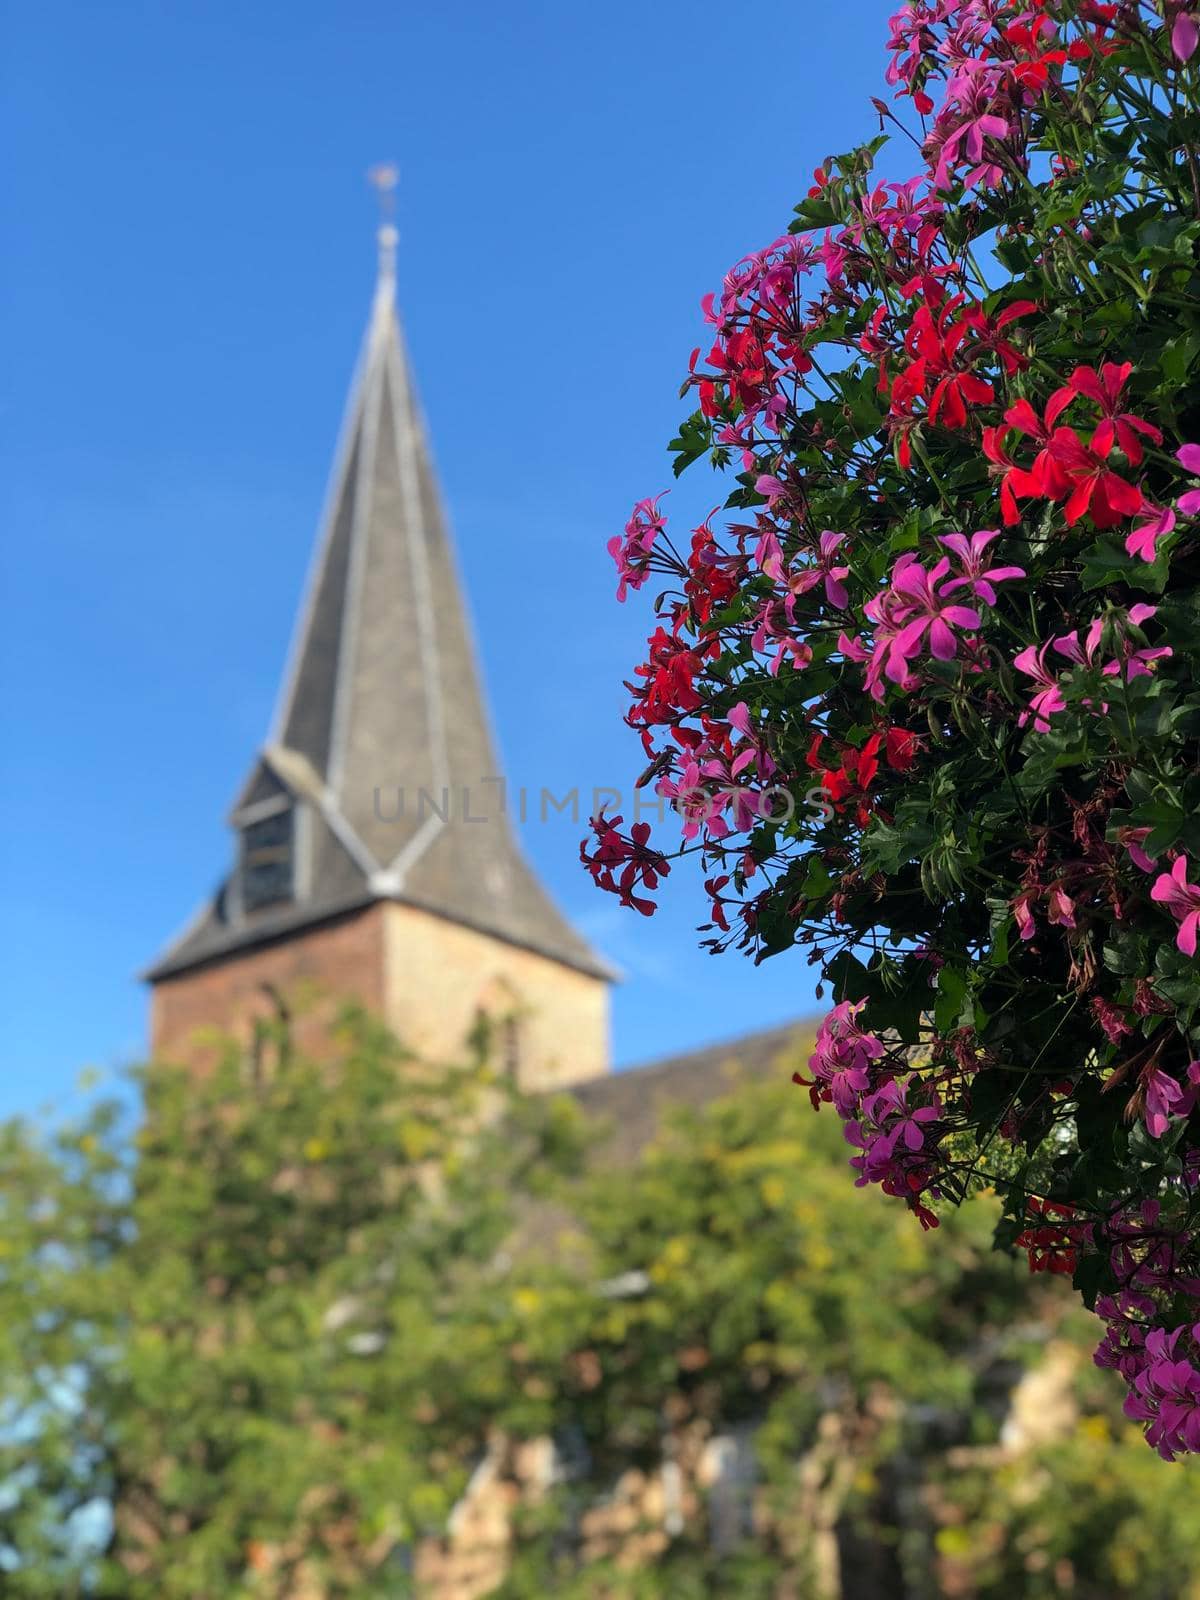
[0,1013,583,1596]
[585,0,1200,1457]
[2,1024,1198,1596]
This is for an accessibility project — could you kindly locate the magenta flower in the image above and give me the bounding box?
[1012,641,1067,731]
[837,630,870,664]
[804,1001,885,1117]
[1171,7,1200,63]
[928,61,1010,191]
[609,494,667,602]
[1124,1329,1200,1459]
[939,529,1026,605]
[1143,1066,1198,1139]
[891,557,983,660]
[1177,443,1200,516]
[1048,886,1076,930]
[755,474,786,507]
[789,530,851,611]
[865,1078,940,1153]
[1126,504,1176,563]
[864,554,982,700]
[1119,826,1158,874]
[1151,855,1200,956]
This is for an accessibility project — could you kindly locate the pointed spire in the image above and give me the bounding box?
[147,184,610,984]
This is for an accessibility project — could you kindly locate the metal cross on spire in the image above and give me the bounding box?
[367,162,399,282]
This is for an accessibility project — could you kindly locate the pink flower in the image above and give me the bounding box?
[754,522,785,583]
[1013,641,1066,731]
[1055,605,1171,688]
[751,599,814,676]
[938,529,1026,606]
[609,494,667,602]
[1053,614,1106,670]
[1171,7,1200,62]
[1048,886,1076,929]
[1126,504,1176,563]
[789,529,851,611]
[837,630,870,664]
[1143,1066,1199,1139]
[864,554,981,700]
[1119,827,1158,874]
[1177,443,1200,516]
[1151,855,1200,956]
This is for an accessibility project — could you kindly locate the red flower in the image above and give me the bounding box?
[1003,394,1074,502]
[1015,1197,1088,1276]
[1047,426,1144,528]
[982,423,1042,525]
[580,814,671,916]
[885,727,922,771]
[806,733,882,825]
[1049,361,1164,466]
[930,368,994,429]
[961,299,1037,377]
[889,297,995,430]
[629,628,711,724]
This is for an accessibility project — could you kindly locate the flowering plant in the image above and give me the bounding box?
[584,1,1200,1457]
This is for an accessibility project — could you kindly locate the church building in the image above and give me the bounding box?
[145,217,611,1089]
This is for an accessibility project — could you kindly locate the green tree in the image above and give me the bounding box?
[492,1066,1200,1597]
[3,1020,1198,1598]
[0,1009,582,1597]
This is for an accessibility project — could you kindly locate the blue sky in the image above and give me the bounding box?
[2,0,900,1117]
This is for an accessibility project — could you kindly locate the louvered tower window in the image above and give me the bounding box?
[240,807,295,912]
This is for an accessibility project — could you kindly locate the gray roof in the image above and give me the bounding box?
[507,1021,815,1262]
[147,233,610,984]
[569,1021,810,1161]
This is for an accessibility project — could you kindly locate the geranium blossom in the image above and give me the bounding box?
[1050,361,1163,465]
[1151,856,1200,956]
[788,529,851,610]
[938,528,1025,604]
[1142,1063,1200,1139]
[1169,5,1200,62]
[609,495,668,602]
[1013,641,1067,730]
[588,0,1200,1459]
[1047,426,1144,528]
[864,554,983,699]
[1177,443,1200,515]
[1127,504,1176,563]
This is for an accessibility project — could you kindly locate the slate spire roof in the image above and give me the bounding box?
[147,224,609,983]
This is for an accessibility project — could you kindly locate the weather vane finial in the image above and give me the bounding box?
[367,162,399,280]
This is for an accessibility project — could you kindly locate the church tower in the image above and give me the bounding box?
[146,207,611,1088]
